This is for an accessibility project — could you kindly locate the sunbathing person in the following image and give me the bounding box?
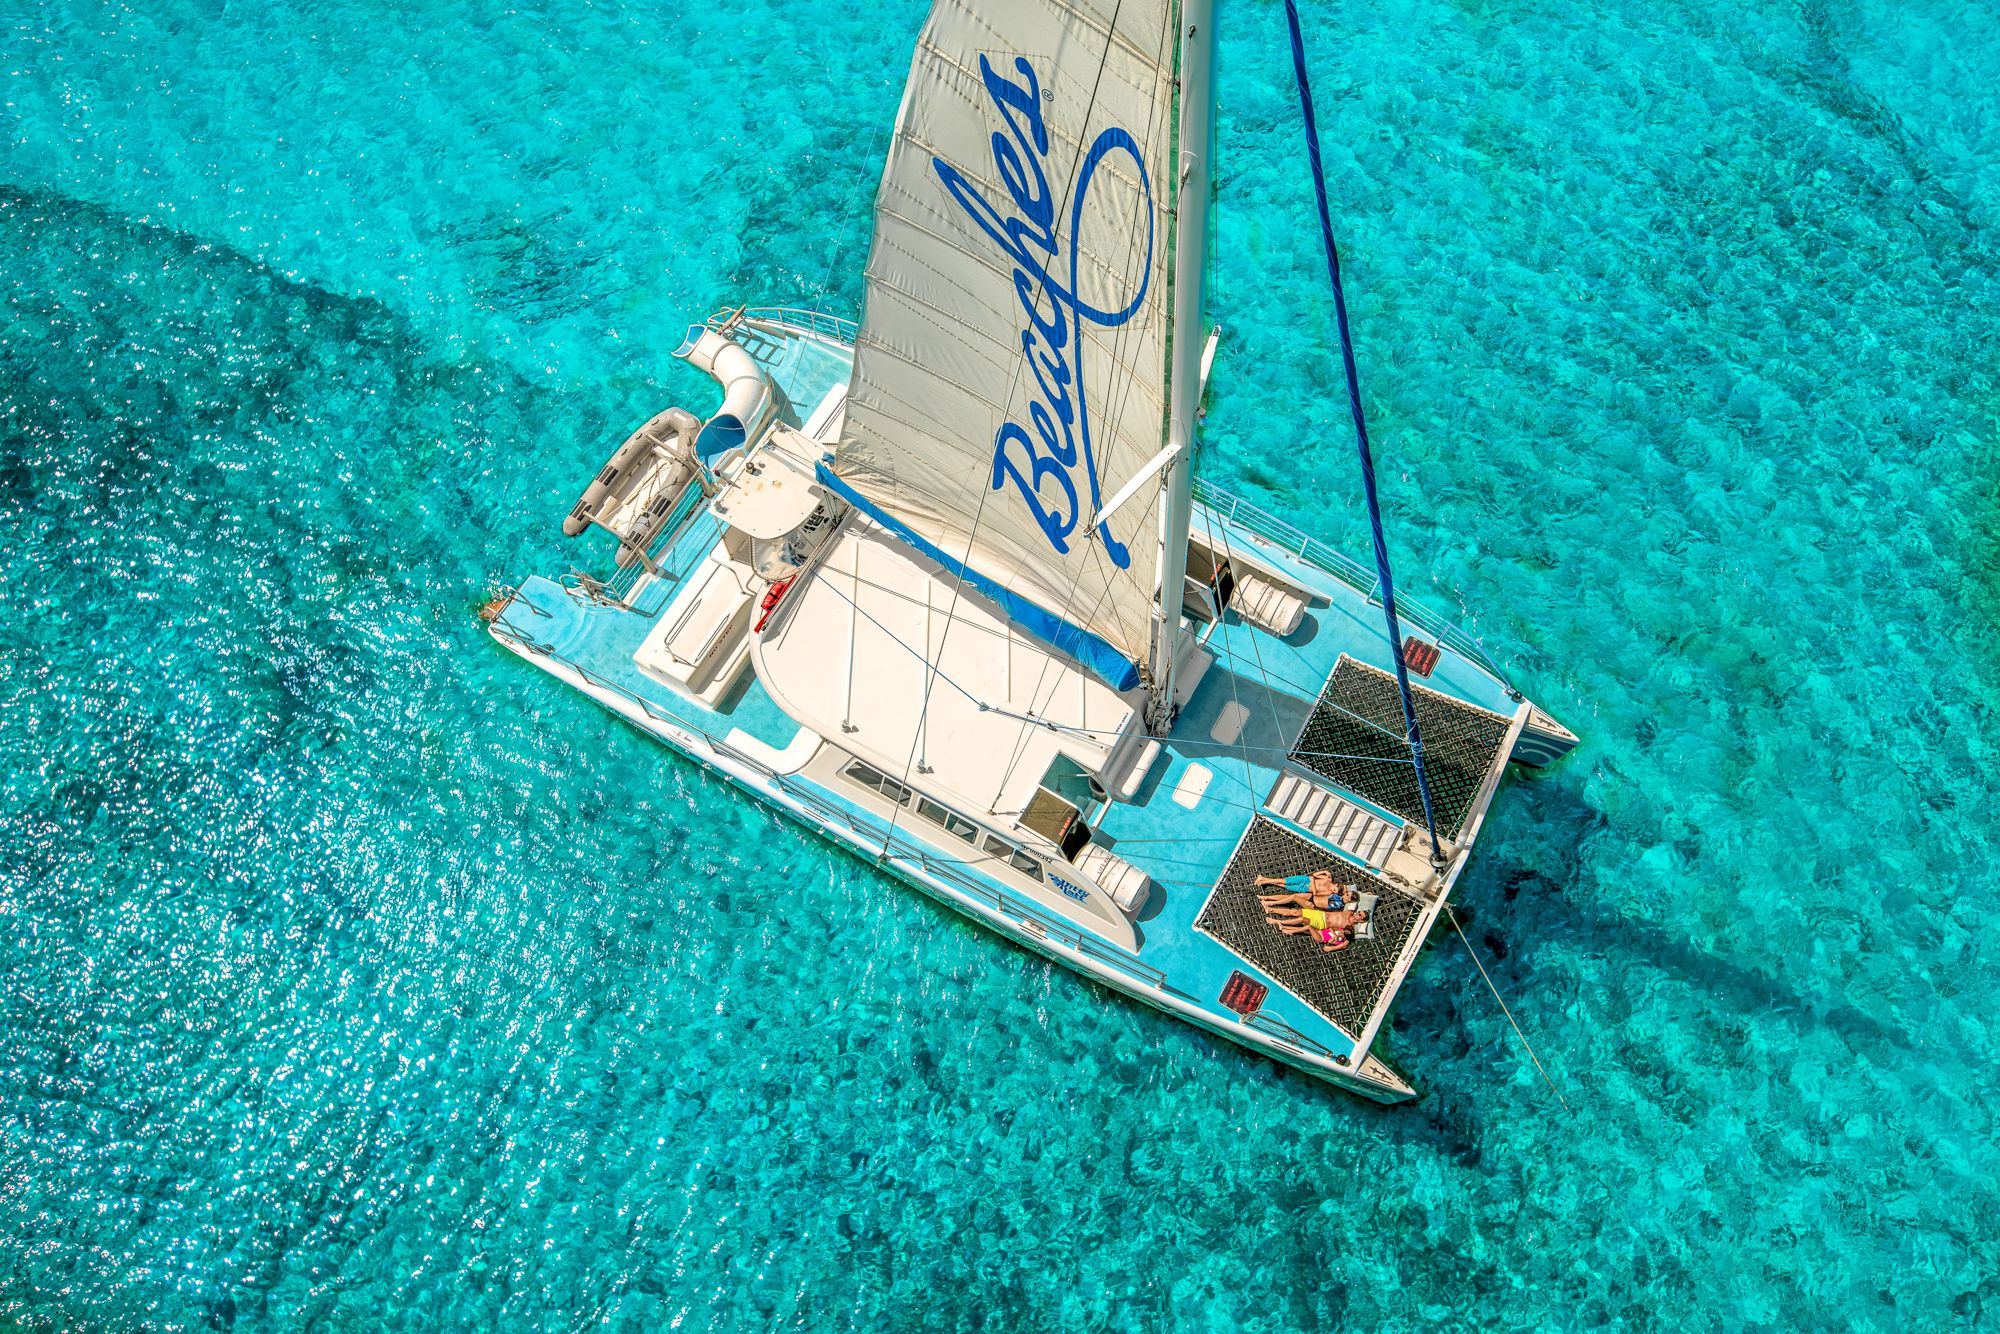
[1263,900,1370,952]
[1253,869,1356,912]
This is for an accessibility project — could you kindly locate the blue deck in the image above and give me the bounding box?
[1092,591,1390,1051]
[496,313,1529,1075]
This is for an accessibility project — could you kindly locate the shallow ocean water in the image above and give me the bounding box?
[3,0,1998,1328]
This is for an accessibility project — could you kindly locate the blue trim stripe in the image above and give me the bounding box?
[813,463,1141,693]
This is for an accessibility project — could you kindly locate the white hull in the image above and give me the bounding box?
[489,627,1419,1100]
[488,307,1573,1103]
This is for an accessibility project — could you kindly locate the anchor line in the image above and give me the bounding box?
[1447,906,1571,1112]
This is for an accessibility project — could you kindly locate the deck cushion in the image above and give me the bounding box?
[1074,843,1153,914]
[1233,573,1306,637]
[637,548,754,692]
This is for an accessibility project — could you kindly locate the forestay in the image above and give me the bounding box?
[828,0,1184,693]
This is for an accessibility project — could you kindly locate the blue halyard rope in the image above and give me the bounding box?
[1282,0,1446,865]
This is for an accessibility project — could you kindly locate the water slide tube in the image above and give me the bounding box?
[674,325,771,462]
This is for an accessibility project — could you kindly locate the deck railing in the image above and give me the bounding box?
[684,309,1502,686]
[1192,476,1508,682]
[709,305,859,347]
[1243,1010,1338,1058]
[559,481,716,614]
[487,613,1174,994]
[605,483,713,602]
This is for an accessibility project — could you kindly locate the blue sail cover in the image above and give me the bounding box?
[815,463,1141,692]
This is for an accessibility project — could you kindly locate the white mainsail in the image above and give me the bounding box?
[824,0,1190,694]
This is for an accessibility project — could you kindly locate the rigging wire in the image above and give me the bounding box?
[853,17,1132,849]
[993,0,1177,811]
[816,121,892,306]
[814,588,1443,869]
[1196,502,1350,816]
[1191,539,1282,813]
[1446,906,1572,1112]
[814,560,1421,771]
[1200,506,1288,723]
[1280,0,1445,866]
[1275,5,1566,1103]
[906,0,1151,826]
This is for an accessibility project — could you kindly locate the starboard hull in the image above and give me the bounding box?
[486,620,1419,1102]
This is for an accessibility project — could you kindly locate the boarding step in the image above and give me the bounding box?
[1265,770,1402,867]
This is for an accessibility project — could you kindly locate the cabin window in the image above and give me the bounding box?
[916,797,979,843]
[844,761,911,807]
[842,763,1043,882]
[983,832,1044,880]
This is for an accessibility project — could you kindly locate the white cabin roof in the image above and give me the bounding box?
[753,517,1140,821]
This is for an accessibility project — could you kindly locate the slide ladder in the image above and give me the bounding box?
[1266,771,1401,867]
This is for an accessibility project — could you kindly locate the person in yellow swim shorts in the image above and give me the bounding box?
[1253,870,1367,950]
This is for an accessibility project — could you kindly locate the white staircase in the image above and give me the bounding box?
[1266,770,1403,867]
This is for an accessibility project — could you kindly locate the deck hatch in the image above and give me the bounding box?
[1402,637,1441,677]
[1219,972,1269,1017]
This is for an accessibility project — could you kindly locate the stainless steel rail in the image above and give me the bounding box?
[487,615,1175,994]
[1243,1010,1338,1058]
[708,305,859,346]
[1192,476,1507,682]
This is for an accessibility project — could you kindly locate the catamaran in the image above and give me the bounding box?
[483,0,1574,1101]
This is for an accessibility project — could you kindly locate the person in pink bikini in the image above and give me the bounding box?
[1252,869,1368,950]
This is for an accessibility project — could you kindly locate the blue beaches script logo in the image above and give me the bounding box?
[931,55,1153,570]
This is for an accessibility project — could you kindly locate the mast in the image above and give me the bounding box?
[1146,0,1215,732]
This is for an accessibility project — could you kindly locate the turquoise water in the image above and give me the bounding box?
[4,0,1997,1327]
